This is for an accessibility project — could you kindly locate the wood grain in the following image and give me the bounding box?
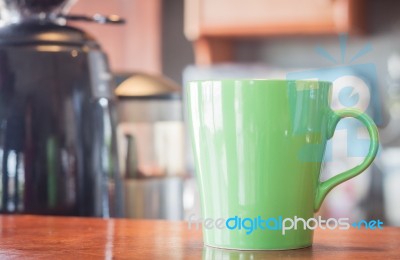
[0,215,397,259]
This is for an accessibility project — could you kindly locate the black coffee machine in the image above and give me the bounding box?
[0,0,124,217]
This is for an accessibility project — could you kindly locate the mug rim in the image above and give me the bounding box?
[188,79,332,86]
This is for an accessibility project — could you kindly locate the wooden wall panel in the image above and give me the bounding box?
[70,0,161,74]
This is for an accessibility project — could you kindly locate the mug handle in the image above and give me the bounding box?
[314,108,379,212]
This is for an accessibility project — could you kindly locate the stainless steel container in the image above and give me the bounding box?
[115,72,185,220]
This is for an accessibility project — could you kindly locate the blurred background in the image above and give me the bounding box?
[0,0,400,225]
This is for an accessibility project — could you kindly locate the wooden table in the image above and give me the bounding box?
[0,215,398,259]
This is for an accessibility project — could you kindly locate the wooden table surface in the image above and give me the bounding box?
[0,215,398,259]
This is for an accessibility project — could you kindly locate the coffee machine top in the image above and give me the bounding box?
[0,0,124,47]
[0,21,97,47]
[0,0,124,28]
[0,0,75,24]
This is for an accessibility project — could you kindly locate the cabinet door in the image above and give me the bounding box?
[185,0,364,39]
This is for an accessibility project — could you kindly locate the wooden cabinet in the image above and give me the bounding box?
[184,0,365,65]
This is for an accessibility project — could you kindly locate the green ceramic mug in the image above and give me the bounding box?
[186,79,379,250]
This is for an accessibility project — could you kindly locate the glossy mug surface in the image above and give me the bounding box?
[186,80,378,250]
